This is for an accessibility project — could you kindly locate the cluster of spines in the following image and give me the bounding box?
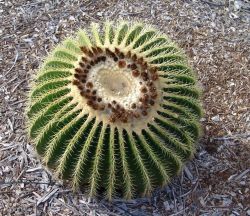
[26,21,202,200]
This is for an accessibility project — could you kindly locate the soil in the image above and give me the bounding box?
[0,0,249,215]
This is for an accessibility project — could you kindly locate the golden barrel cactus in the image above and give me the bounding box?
[27,21,202,200]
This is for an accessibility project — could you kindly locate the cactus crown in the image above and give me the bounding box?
[27,21,202,200]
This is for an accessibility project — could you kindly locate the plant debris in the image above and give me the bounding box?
[0,0,249,215]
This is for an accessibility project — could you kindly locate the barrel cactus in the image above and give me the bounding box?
[27,21,202,200]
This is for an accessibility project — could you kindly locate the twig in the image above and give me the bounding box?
[213,133,250,141]
[169,207,189,216]
[79,9,103,23]
[113,204,135,216]
[4,49,19,77]
[0,179,60,186]
[200,0,225,7]
[171,187,177,213]
[179,179,199,198]
[55,198,87,216]
[12,79,27,93]
[37,188,59,205]
[234,169,250,181]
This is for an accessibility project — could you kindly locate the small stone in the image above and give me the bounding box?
[211,115,220,122]
[247,209,250,216]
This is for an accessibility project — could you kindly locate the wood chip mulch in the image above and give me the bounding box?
[0,0,249,215]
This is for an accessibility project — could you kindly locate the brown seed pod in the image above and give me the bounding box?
[143,103,150,109]
[115,111,122,119]
[132,54,137,61]
[140,86,148,93]
[87,50,94,58]
[149,86,157,92]
[96,47,103,53]
[132,70,140,77]
[82,56,88,62]
[137,57,144,65]
[151,92,158,99]
[130,63,137,70]
[113,56,118,62]
[118,60,126,68]
[80,46,89,53]
[142,76,149,81]
[87,100,93,106]
[105,48,113,56]
[141,110,148,116]
[121,116,128,123]
[149,100,155,106]
[133,112,140,118]
[144,93,149,99]
[141,72,147,77]
[109,115,116,123]
[99,104,105,110]
[83,69,89,74]
[94,58,100,64]
[92,103,99,110]
[86,82,93,88]
[141,94,149,103]
[131,103,136,109]
[118,52,125,59]
[80,90,85,96]
[81,74,87,79]
[79,62,85,68]
[127,110,134,117]
[116,104,120,109]
[92,47,99,55]
[72,79,80,86]
[141,62,148,70]
[151,74,159,81]
[115,48,120,55]
[126,50,131,58]
[96,56,102,63]
[75,68,83,74]
[141,72,149,81]
[74,73,80,79]
[146,81,153,86]
[149,67,157,74]
[101,56,106,61]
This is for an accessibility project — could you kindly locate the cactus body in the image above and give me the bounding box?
[27,21,202,200]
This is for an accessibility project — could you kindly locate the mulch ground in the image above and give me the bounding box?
[0,0,249,215]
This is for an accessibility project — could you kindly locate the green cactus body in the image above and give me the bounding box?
[27,21,202,200]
